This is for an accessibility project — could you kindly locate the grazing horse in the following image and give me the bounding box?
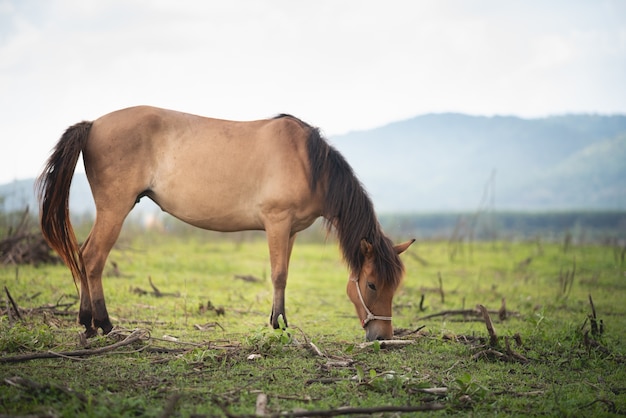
[37,106,414,341]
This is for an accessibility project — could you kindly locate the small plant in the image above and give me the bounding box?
[530,308,546,329]
[179,347,218,365]
[0,319,56,353]
[450,373,488,406]
[557,258,576,301]
[244,315,293,354]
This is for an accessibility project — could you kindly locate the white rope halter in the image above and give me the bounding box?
[351,276,392,328]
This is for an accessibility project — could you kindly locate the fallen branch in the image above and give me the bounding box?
[472,348,506,361]
[418,301,517,322]
[194,322,225,332]
[357,340,415,350]
[0,329,149,363]
[222,403,447,417]
[394,325,426,337]
[308,341,325,357]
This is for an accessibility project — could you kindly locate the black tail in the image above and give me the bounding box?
[36,121,93,286]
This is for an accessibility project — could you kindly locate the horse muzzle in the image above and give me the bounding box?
[364,320,393,341]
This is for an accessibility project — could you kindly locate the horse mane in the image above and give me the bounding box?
[273,114,404,289]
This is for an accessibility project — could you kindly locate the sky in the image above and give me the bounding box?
[1,0,625,185]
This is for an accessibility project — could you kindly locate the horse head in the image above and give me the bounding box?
[347,239,414,341]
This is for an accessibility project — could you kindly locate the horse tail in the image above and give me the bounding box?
[36,121,93,286]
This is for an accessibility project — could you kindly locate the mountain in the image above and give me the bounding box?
[1,113,625,215]
[330,113,626,211]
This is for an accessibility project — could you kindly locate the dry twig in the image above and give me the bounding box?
[221,403,447,417]
[0,329,149,363]
[234,274,263,283]
[4,286,22,321]
[478,304,498,347]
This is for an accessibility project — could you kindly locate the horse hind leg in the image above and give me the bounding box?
[80,205,132,336]
[76,240,97,337]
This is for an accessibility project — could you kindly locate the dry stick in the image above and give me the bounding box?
[149,276,163,296]
[234,274,262,283]
[498,298,507,321]
[4,297,13,325]
[227,403,447,418]
[308,341,325,357]
[255,393,268,416]
[148,276,180,298]
[357,340,415,349]
[419,305,516,322]
[418,308,482,321]
[478,304,498,347]
[438,272,445,303]
[505,336,528,363]
[588,294,600,336]
[0,329,148,363]
[4,286,22,320]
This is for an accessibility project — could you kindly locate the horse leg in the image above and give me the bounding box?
[266,223,296,329]
[80,209,129,335]
[77,238,97,337]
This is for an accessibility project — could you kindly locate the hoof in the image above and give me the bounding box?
[83,326,98,339]
[95,318,114,335]
[270,313,288,330]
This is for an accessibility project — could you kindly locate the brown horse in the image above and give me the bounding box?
[37,106,414,341]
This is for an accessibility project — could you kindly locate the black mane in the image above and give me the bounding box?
[274,114,404,288]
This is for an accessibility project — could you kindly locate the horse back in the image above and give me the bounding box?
[83,106,323,232]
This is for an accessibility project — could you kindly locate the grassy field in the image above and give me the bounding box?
[1,231,625,417]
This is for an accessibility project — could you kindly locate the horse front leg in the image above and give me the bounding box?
[266,226,296,330]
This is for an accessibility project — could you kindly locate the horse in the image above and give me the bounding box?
[37,106,414,341]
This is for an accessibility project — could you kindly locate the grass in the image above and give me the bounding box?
[1,232,625,417]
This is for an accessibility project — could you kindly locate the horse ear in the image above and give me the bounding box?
[394,239,416,255]
[360,239,373,257]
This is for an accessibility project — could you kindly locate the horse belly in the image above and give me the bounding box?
[151,158,317,234]
[150,168,266,232]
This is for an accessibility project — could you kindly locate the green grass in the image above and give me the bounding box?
[1,233,625,417]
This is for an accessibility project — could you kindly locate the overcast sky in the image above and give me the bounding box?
[1,0,625,185]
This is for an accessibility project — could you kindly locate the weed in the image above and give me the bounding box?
[244,320,293,354]
[0,319,56,352]
[449,372,489,406]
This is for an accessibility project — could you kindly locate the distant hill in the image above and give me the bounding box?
[2,113,625,215]
[330,113,626,211]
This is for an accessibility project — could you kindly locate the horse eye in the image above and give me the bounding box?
[367,282,377,291]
